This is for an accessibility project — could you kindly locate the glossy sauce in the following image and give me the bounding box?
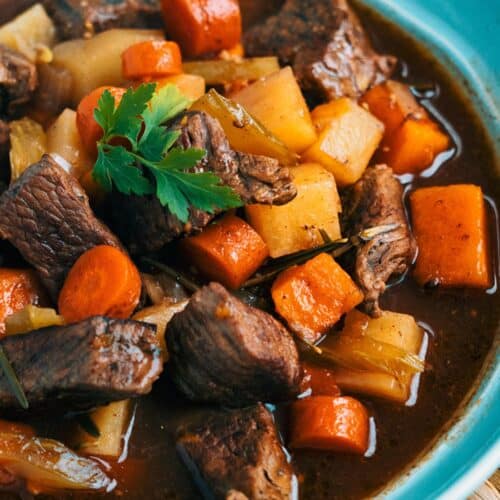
[1,2,500,499]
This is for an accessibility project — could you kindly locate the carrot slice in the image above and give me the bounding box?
[0,269,46,336]
[122,40,182,81]
[160,0,242,57]
[271,253,364,343]
[290,396,369,453]
[302,362,342,397]
[180,214,269,289]
[410,185,491,288]
[58,246,141,323]
[76,86,126,155]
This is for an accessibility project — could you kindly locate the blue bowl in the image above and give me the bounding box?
[360,1,500,498]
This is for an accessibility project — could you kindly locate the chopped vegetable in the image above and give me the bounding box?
[410,185,491,288]
[91,83,241,223]
[5,305,64,335]
[74,401,131,458]
[0,432,111,491]
[318,309,425,402]
[378,116,450,174]
[133,300,188,360]
[303,98,384,187]
[360,80,450,174]
[302,363,342,397]
[180,214,269,289]
[0,269,46,336]
[160,0,242,57]
[52,29,163,105]
[360,80,423,137]
[246,163,342,258]
[289,396,369,454]
[154,73,206,101]
[191,89,297,165]
[122,40,182,80]
[0,4,55,62]
[141,273,189,306]
[183,57,279,85]
[271,253,363,343]
[76,86,126,155]
[47,108,93,180]
[58,245,142,323]
[231,67,317,153]
[9,117,47,182]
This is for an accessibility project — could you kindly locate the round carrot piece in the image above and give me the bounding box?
[76,86,126,155]
[58,245,141,323]
[122,40,182,81]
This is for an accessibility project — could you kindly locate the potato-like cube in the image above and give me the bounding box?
[53,29,164,105]
[303,98,384,187]
[245,163,342,258]
[47,108,93,180]
[328,309,425,403]
[410,185,491,288]
[74,400,131,457]
[231,67,317,153]
[156,73,206,101]
[359,80,424,136]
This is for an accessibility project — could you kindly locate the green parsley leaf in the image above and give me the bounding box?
[94,144,153,196]
[92,83,243,223]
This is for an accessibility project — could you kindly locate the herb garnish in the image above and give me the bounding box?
[0,344,28,409]
[92,82,242,222]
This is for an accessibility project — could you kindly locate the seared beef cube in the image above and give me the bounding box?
[342,164,416,315]
[0,316,162,413]
[0,119,9,165]
[177,404,294,500]
[109,111,296,254]
[166,283,301,406]
[0,154,122,299]
[244,0,396,100]
[43,0,162,40]
[0,44,37,117]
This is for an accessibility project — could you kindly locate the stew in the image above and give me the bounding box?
[0,1,497,499]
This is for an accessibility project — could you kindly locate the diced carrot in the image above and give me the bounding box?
[378,116,450,174]
[0,419,35,437]
[271,253,364,344]
[289,396,369,454]
[122,40,182,81]
[161,0,242,57]
[410,185,491,288]
[76,86,126,156]
[0,269,46,336]
[58,245,142,323]
[302,362,342,397]
[180,214,269,289]
[360,80,425,137]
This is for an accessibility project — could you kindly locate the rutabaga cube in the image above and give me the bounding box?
[245,163,342,258]
[303,97,384,187]
[231,67,317,153]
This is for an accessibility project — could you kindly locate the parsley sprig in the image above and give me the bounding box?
[92,83,242,222]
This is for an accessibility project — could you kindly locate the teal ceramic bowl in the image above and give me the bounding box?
[360,1,500,498]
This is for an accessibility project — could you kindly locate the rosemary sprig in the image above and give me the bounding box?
[0,344,28,409]
[242,224,400,288]
[142,257,200,293]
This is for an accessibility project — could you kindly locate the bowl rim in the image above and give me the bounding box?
[359,1,500,498]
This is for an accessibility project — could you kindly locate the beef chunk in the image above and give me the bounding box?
[342,164,416,315]
[0,154,122,300]
[177,404,294,500]
[244,0,396,100]
[109,111,296,254]
[0,316,162,414]
[166,282,301,406]
[0,44,37,117]
[0,119,9,165]
[43,0,162,40]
